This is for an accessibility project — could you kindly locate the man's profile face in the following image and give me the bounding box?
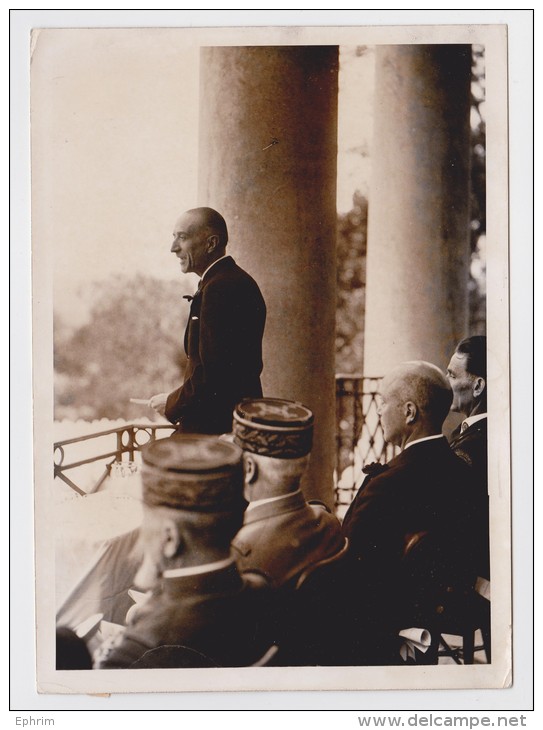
[446,352,476,415]
[170,211,212,277]
[377,376,406,447]
[134,509,167,591]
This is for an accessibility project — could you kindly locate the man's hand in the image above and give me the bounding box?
[149,392,168,417]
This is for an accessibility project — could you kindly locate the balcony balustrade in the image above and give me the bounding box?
[53,376,393,510]
[53,423,175,496]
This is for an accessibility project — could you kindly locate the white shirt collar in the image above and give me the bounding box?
[404,434,445,450]
[201,254,230,281]
[462,412,487,430]
[162,556,234,579]
[246,490,300,513]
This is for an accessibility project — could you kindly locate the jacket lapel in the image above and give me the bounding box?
[182,257,234,354]
[184,288,202,354]
[449,418,486,450]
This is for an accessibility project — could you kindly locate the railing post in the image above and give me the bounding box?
[128,425,136,461]
[116,430,124,464]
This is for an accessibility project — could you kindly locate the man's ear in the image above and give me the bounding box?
[473,376,486,399]
[404,401,417,425]
[162,518,182,559]
[244,455,258,485]
[206,234,220,253]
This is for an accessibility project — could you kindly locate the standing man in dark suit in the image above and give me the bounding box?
[335,361,478,665]
[446,335,489,582]
[150,207,266,435]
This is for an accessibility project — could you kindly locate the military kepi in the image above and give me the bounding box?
[232,397,313,459]
[141,435,244,511]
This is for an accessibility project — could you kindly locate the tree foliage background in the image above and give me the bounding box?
[54,275,191,420]
[54,47,486,420]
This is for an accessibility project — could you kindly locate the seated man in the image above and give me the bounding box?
[93,435,272,669]
[231,397,345,589]
[332,361,479,665]
[446,335,489,582]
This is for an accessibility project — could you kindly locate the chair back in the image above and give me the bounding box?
[399,528,489,664]
[129,644,220,668]
[129,641,279,669]
[295,538,349,590]
[264,539,352,666]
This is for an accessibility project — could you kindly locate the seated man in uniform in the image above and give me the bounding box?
[93,435,272,669]
[231,397,345,589]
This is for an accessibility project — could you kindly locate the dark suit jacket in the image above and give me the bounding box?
[95,563,271,669]
[335,437,478,662]
[449,416,489,580]
[232,490,345,588]
[449,417,487,487]
[165,256,266,434]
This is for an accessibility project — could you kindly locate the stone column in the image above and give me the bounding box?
[364,45,472,376]
[198,46,338,506]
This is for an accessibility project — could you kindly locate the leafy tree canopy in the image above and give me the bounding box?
[55,274,192,420]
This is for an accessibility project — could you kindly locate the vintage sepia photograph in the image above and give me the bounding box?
[13,11,531,710]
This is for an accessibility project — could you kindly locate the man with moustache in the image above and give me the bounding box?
[93,436,272,669]
[231,397,345,589]
[333,361,478,665]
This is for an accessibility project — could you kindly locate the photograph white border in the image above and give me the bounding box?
[10,7,534,717]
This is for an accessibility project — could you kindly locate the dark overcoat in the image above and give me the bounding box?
[306,437,481,665]
[449,417,489,580]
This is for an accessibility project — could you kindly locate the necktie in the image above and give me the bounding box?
[183,280,203,302]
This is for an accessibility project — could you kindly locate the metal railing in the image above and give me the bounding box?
[54,423,175,495]
[335,375,397,510]
[53,377,393,505]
